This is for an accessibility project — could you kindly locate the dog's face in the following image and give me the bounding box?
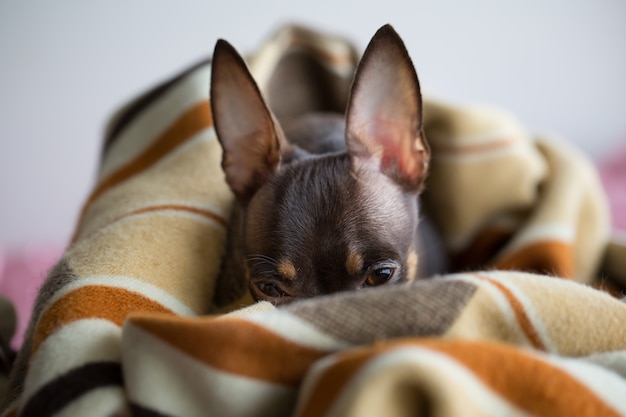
[211,25,430,304]
[243,154,421,303]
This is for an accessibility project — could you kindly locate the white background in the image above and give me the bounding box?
[1,0,625,248]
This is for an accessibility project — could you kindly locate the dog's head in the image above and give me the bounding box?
[211,25,430,304]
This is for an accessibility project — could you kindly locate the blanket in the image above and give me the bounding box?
[2,24,626,417]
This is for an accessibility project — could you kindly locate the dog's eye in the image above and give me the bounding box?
[365,266,396,286]
[257,282,286,299]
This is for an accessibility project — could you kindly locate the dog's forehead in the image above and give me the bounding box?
[246,154,415,249]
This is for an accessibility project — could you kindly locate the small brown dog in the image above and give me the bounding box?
[211,24,435,305]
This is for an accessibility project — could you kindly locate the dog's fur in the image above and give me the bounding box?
[211,25,438,305]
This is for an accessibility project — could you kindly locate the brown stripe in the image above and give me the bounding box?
[300,339,621,417]
[474,273,546,350]
[104,59,211,152]
[452,227,513,270]
[32,286,173,354]
[287,38,356,67]
[430,136,517,155]
[129,314,329,385]
[494,240,574,278]
[20,362,123,417]
[72,101,213,243]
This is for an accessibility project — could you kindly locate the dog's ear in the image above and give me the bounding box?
[210,39,283,203]
[346,24,430,192]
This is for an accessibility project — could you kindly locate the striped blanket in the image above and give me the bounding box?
[2,24,626,417]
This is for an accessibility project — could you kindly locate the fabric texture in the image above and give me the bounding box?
[1,24,626,417]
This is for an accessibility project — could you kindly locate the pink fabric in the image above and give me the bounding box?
[598,141,626,233]
[0,246,63,350]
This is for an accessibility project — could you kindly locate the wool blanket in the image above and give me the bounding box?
[2,24,626,417]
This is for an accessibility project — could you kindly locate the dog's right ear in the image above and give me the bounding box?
[210,39,282,204]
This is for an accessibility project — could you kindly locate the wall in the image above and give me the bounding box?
[1,0,625,247]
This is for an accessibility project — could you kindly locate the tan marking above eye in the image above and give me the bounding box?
[345,249,364,276]
[277,259,297,281]
[406,250,419,282]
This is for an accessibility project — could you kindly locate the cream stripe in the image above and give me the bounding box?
[76,128,224,241]
[39,275,196,320]
[300,346,530,417]
[428,126,526,148]
[22,319,121,404]
[543,354,626,414]
[100,65,212,181]
[433,138,530,163]
[78,200,228,244]
[235,309,351,352]
[444,274,534,347]
[121,199,230,225]
[54,386,128,417]
[123,324,295,417]
[104,205,227,235]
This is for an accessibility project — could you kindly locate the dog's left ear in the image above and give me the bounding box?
[346,24,430,192]
[210,39,284,204]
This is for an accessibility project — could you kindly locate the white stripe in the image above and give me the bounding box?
[583,350,626,379]
[22,319,121,404]
[100,65,211,182]
[123,324,296,417]
[54,386,128,417]
[299,346,530,417]
[235,309,351,352]
[39,275,197,319]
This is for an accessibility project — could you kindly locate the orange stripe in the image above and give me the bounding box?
[431,136,517,155]
[32,286,173,354]
[128,314,330,385]
[494,240,574,278]
[300,339,621,417]
[72,101,213,243]
[475,273,546,350]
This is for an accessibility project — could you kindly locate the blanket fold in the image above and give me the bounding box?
[2,24,625,417]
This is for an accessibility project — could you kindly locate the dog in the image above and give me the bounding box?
[211,24,439,305]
